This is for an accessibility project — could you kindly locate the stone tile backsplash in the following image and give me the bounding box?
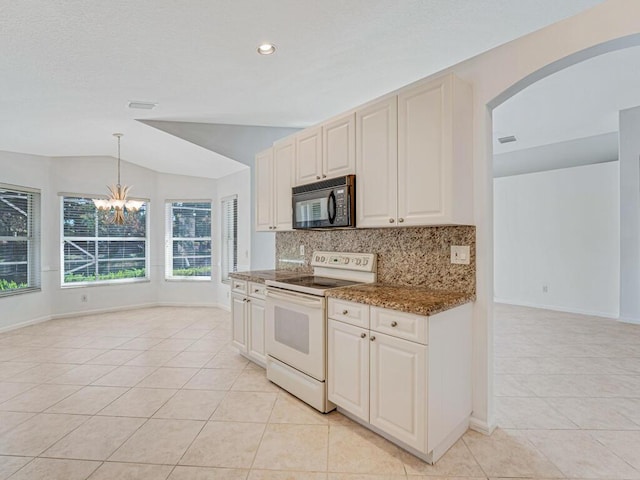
[276,226,475,294]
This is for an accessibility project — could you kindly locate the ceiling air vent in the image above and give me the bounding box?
[128,101,157,110]
[498,135,517,144]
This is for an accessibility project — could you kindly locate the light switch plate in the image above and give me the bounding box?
[450,245,471,265]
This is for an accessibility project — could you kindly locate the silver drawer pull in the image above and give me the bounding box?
[391,321,398,327]
[254,289,260,293]
[370,336,376,341]
[360,333,366,338]
[342,310,348,315]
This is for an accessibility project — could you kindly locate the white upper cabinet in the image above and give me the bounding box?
[255,141,294,232]
[257,73,472,230]
[273,138,295,231]
[323,113,356,180]
[255,148,274,232]
[356,96,398,228]
[397,74,472,225]
[295,114,356,187]
[296,127,323,185]
[356,74,473,228]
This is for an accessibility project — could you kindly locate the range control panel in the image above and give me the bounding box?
[311,251,377,272]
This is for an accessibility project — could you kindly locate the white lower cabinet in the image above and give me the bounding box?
[247,298,266,365]
[327,299,472,463]
[230,280,267,367]
[370,331,426,451]
[328,319,369,422]
[231,292,247,351]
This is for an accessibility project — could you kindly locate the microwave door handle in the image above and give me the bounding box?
[328,191,337,224]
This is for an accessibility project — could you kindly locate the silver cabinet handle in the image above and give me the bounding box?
[254,289,260,293]
[342,310,348,315]
[246,299,251,303]
[316,175,321,179]
[360,332,366,338]
[242,298,248,302]
[398,218,404,223]
[370,336,376,341]
[322,174,327,178]
[389,218,395,223]
[391,321,398,327]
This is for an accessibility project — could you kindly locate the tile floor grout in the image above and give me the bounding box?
[0,305,639,479]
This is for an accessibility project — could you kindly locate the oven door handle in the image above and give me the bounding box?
[266,289,324,308]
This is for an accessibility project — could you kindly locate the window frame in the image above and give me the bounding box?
[60,195,150,288]
[220,194,238,284]
[0,183,41,298]
[164,200,213,282]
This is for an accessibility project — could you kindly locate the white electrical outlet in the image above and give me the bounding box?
[542,285,549,293]
[450,246,471,265]
[299,245,305,256]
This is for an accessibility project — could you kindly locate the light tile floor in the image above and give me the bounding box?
[0,305,638,479]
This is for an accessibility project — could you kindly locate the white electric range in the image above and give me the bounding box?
[264,251,376,413]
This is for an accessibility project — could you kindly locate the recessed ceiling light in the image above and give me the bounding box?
[128,101,157,110]
[257,43,276,55]
[497,135,517,144]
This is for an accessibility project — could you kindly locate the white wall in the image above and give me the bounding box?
[216,168,251,307]
[619,106,640,323]
[0,151,250,330]
[0,151,54,330]
[51,156,159,316]
[494,162,620,318]
[154,172,219,307]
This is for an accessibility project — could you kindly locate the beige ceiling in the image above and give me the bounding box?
[0,0,603,178]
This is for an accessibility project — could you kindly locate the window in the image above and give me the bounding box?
[165,201,212,279]
[0,184,41,296]
[62,196,148,285]
[221,195,238,283]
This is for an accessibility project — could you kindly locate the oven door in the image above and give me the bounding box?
[265,287,326,381]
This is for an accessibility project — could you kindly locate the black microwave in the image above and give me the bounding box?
[292,175,355,229]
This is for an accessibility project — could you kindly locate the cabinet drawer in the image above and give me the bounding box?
[328,299,370,328]
[371,307,427,344]
[248,282,266,300]
[231,279,247,295]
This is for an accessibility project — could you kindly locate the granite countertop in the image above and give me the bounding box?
[326,283,475,316]
[228,269,304,284]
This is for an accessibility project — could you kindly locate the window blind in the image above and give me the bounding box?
[0,184,41,296]
[221,195,238,282]
[61,196,148,285]
[165,201,212,279]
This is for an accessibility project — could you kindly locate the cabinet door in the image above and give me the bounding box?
[273,138,295,231]
[231,293,247,352]
[323,113,355,179]
[356,97,398,228]
[397,78,450,225]
[370,331,426,451]
[327,319,369,422]
[295,127,323,186]
[247,298,266,366]
[255,148,274,231]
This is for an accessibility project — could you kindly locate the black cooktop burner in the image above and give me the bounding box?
[276,275,360,290]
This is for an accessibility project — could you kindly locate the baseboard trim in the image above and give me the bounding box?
[618,315,640,325]
[49,302,158,320]
[493,298,618,319]
[469,416,497,436]
[1,303,229,333]
[0,314,52,334]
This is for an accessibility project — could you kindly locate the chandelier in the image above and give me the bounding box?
[92,133,144,225]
